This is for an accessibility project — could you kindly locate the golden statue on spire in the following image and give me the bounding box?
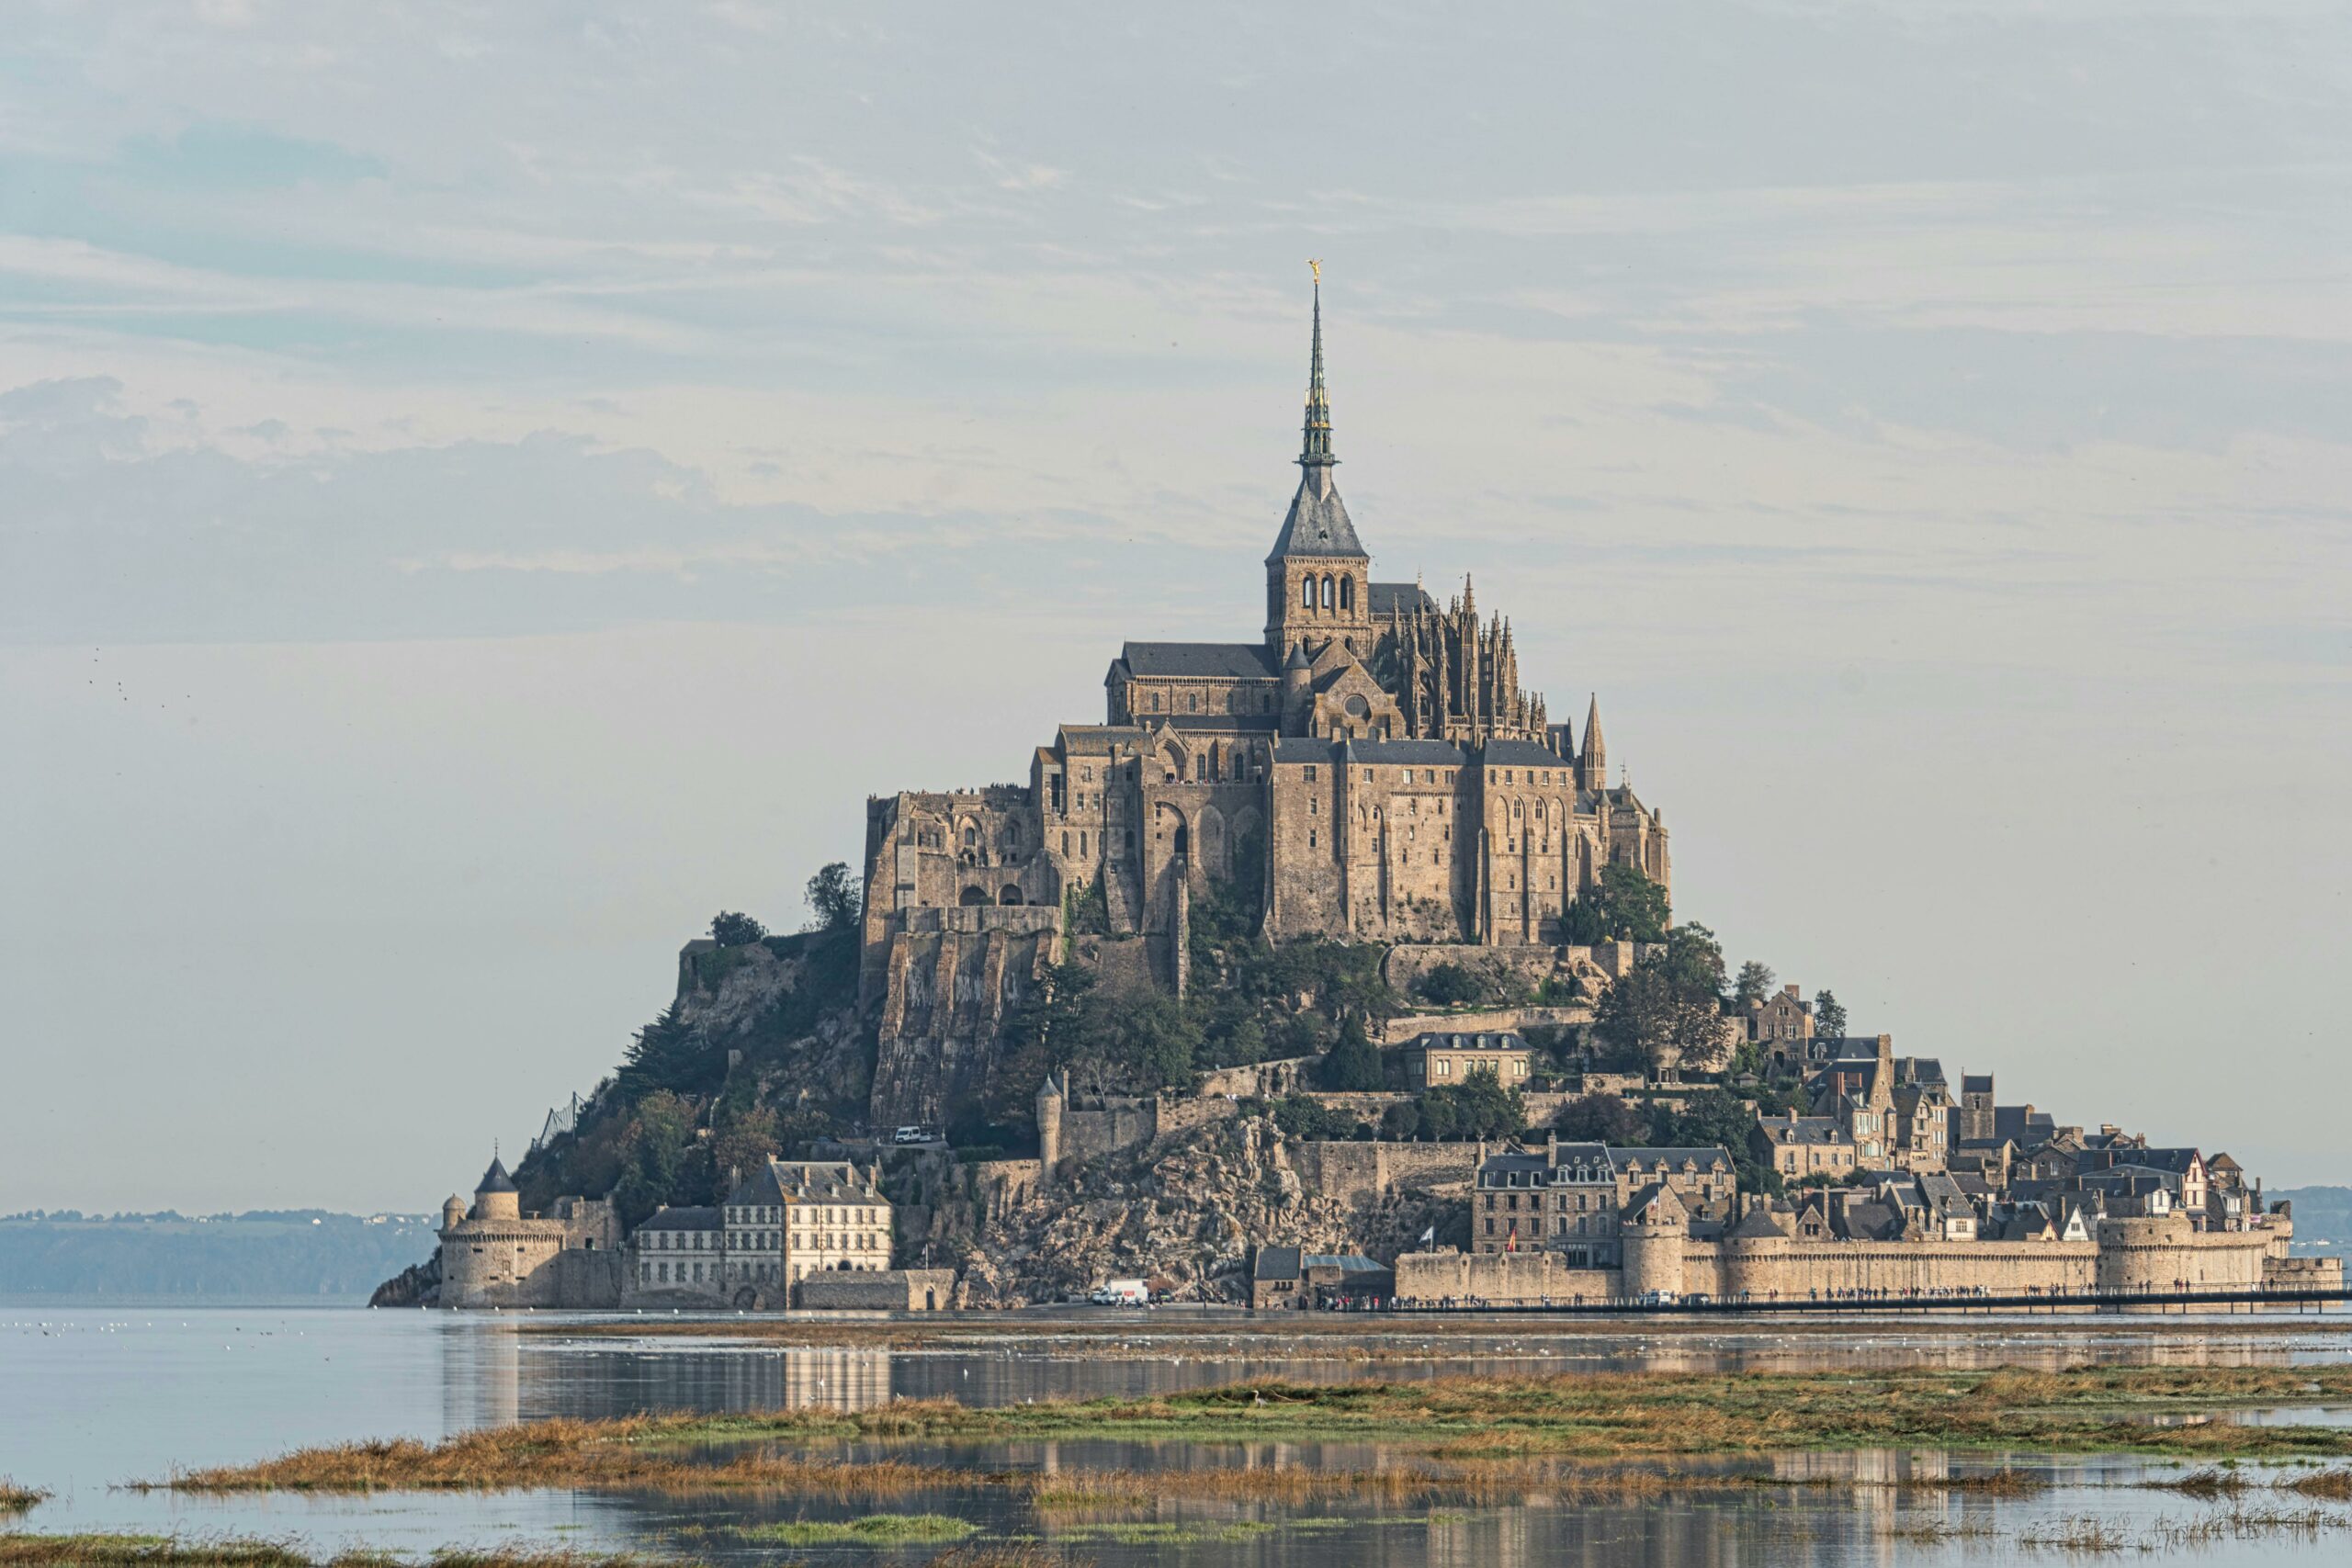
[1307,258,1322,285]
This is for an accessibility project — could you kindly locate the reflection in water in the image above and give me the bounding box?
[13,1308,2352,1567]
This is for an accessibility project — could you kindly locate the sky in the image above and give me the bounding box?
[3,2,2348,1213]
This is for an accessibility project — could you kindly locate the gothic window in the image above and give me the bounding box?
[963,826,978,848]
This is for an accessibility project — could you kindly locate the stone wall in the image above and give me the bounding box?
[1382,942,1644,999]
[1390,1222,2295,1306]
[868,922,1057,1128]
[1381,1006,1587,1044]
[1291,1139,1478,1207]
[796,1268,958,1311]
[1396,1248,1618,1303]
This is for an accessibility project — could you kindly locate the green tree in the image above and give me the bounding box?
[1560,863,1672,944]
[708,1103,780,1189]
[1379,1100,1423,1142]
[1551,1091,1644,1145]
[1734,959,1777,1010]
[1814,988,1848,1040]
[1416,962,1487,1007]
[616,1003,716,1102]
[710,910,766,947]
[1317,1013,1385,1090]
[1591,923,1731,1075]
[613,1090,695,1226]
[1419,1066,1524,1142]
[803,862,862,932]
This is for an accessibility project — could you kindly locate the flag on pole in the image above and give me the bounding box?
[1419,1225,1436,1246]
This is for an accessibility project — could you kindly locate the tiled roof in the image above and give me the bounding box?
[1116,642,1281,680]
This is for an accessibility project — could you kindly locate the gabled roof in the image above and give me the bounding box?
[1271,737,1340,765]
[1115,642,1281,681]
[1253,1245,1303,1280]
[1611,1145,1734,1171]
[1411,1030,1528,1052]
[1729,1203,1793,1240]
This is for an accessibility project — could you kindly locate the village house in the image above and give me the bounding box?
[1400,1030,1532,1089]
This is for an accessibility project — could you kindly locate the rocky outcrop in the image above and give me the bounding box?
[368,1252,439,1308]
[943,1114,1460,1306]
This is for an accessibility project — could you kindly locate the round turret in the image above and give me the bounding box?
[472,1154,521,1223]
[441,1193,468,1232]
[1620,1186,1688,1301]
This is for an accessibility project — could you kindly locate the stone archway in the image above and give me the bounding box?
[959,886,989,906]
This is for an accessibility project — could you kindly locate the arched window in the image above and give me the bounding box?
[1302,577,1316,609]
[1321,574,1335,609]
[1340,576,1353,611]
[963,825,978,847]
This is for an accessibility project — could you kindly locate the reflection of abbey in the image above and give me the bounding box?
[860,284,1667,1124]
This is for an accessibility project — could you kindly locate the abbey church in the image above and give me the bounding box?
[859,281,1671,1124]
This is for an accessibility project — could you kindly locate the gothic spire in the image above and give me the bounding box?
[1299,260,1335,469]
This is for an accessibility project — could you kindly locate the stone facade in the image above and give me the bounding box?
[436,1156,623,1309]
[857,285,1668,1125]
[1396,1212,2328,1305]
[794,1268,956,1311]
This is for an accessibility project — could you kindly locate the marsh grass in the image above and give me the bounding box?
[148,1364,2352,1504]
[724,1514,974,1545]
[0,1483,51,1516]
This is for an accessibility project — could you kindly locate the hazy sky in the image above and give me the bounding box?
[4,3,2348,1212]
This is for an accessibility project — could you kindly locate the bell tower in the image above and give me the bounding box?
[1265,262,1372,660]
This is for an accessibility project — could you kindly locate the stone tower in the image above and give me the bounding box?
[471,1154,520,1223]
[440,1193,467,1233]
[1035,1068,1067,1185]
[1264,269,1372,661]
[1621,1183,1688,1300]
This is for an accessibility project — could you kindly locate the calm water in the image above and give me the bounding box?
[8,1303,2352,1564]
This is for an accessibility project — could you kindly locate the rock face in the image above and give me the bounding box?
[944,1114,1458,1306]
[368,1252,439,1308]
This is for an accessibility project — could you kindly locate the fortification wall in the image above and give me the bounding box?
[444,1235,625,1309]
[1380,1007,1587,1044]
[796,1268,957,1311]
[869,924,1056,1128]
[1697,1239,2098,1301]
[2094,1216,2281,1293]
[1395,1248,1619,1303]
[1290,1140,1477,1206]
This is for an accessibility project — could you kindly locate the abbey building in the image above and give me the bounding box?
[858,284,1669,1124]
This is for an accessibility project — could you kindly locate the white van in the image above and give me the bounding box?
[892,1125,929,1145]
[1089,1279,1149,1306]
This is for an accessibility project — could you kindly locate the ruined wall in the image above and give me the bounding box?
[1381,942,1641,1001]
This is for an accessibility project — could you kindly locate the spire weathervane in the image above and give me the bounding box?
[1300,261,1335,469]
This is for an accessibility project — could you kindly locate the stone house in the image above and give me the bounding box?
[1473,1137,1736,1262]
[1746,984,1813,1070]
[1250,1245,1305,1309]
[1753,1112,1858,1181]
[1400,1030,1532,1089]
[631,1205,724,1296]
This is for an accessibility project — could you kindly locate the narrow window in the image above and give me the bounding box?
[1340,576,1353,611]
[1302,578,1315,609]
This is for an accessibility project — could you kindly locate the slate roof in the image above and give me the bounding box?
[1611,1145,1734,1172]
[1115,642,1282,680]
[1962,1074,1996,1095]
[1302,1253,1385,1272]
[1478,739,1574,768]
[1408,1030,1528,1053]
[476,1156,516,1195]
[1271,738,1340,765]
[1253,1245,1303,1281]
[1369,581,1436,616]
[770,1159,877,1201]
[638,1205,720,1233]
[1729,1204,1793,1240]
[1268,471,1366,560]
[1346,739,1468,765]
[1758,1117,1848,1146]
